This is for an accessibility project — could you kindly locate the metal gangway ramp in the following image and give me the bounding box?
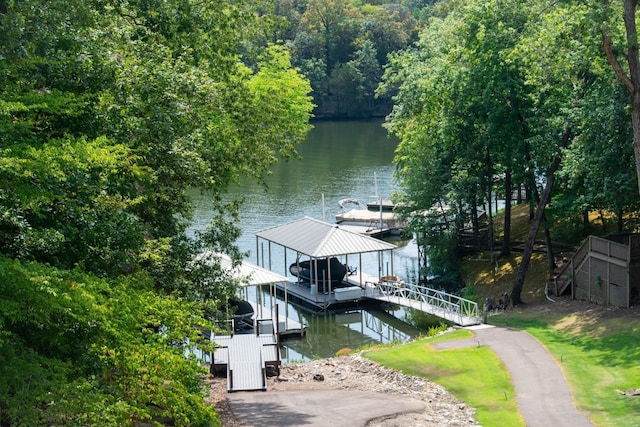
[210,320,281,392]
[363,280,482,327]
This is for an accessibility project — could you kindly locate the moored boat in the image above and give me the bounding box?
[366,199,395,212]
[289,257,348,287]
[228,299,255,331]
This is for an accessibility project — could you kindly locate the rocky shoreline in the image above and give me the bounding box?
[207,354,480,426]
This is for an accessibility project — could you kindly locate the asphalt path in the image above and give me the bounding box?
[227,389,425,426]
[433,325,595,427]
[227,325,595,427]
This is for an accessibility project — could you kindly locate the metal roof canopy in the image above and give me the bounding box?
[254,216,396,258]
[217,252,294,327]
[218,253,289,287]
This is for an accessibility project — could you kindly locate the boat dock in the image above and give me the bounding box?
[277,273,481,327]
[254,217,481,325]
[210,321,281,392]
[274,280,367,310]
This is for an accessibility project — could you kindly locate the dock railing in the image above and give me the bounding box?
[365,280,480,326]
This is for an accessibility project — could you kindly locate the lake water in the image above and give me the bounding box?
[189,120,427,362]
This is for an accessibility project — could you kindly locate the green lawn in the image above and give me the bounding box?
[365,311,640,427]
[492,313,640,427]
[364,329,524,427]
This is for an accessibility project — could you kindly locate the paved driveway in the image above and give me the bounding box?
[228,325,596,427]
[433,325,595,427]
[227,389,424,426]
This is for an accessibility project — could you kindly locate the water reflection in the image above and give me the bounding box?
[189,120,430,362]
[280,305,419,363]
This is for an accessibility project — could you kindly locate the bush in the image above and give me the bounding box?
[336,348,353,357]
[0,256,220,426]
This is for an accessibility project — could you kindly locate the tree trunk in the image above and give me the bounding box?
[501,169,512,257]
[487,185,495,263]
[486,148,495,262]
[599,209,607,233]
[543,216,555,275]
[524,145,536,221]
[511,193,546,305]
[511,129,571,305]
[618,206,624,232]
[471,196,480,238]
[438,200,450,230]
[469,195,481,250]
[604,0,640,194]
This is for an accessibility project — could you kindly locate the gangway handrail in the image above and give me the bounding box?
[365,281,480,326]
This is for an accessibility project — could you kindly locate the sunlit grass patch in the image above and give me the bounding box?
[364,330,524,427]
[492,314,640,426]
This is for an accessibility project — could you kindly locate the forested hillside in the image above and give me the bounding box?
[273,0,429,118]
[382,0,640,303]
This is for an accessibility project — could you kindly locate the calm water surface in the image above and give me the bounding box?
[189,120,426,362]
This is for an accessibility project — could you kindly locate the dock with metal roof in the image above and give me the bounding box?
[254,217,397,309]
[253,217,482,326]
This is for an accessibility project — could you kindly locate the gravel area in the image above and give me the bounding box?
[206,354,479,426]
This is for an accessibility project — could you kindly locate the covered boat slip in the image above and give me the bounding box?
[253,217,481,325]
[254,217,397,309]
[216,252,304,336]
[208,254,296,392]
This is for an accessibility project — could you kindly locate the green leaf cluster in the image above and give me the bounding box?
[0,256,219,426]
[0,0,314,423]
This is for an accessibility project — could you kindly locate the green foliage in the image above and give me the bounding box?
[382,0,638,294]
[0,0,314,423]
[460,283,479,304]
[0,256,219,426]
[420,227,464,292]
[0,136,151,275]
[282,0,418,117]
[552,79,639,235]
[426,321,449,337]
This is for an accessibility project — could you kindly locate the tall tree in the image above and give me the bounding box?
[300,0,361,75]
[0,1,313,422]
[353,39,381,115]
[603,0,640,195]
[382,0,530,263]
[508,0,607,303]
[0,0,313,284]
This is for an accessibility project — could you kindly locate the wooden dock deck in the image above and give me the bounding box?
[211,332,280,392]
